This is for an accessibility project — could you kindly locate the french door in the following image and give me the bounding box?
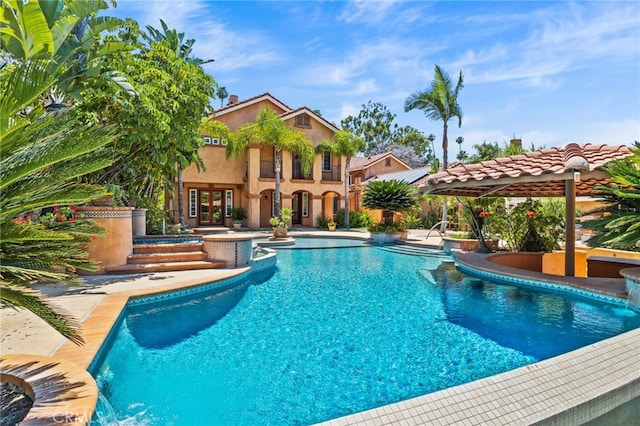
[199,190,223,226]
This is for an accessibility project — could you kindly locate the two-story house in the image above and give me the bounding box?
[173,93,345,228]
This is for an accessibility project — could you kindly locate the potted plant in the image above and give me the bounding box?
[269,207,292,239]
[327,219,337,231]
[231,207,247,229]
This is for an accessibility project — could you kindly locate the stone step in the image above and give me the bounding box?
[133,242,204,254]
[105,260,226,274]
[127,251,207,264]
[192,227,229,234]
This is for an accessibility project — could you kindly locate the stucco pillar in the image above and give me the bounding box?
[247,194,261,228]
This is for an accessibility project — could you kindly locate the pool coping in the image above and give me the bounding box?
[5,237,639,425]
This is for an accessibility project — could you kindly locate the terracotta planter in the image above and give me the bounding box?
[272,226,288,239]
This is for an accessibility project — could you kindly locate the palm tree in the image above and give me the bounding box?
[361,181,419,224]
[227,108,315,216]
[456,136,464,158]
[405,64,464,231]
[583,143,640,251]
[316,129,365,229]
[216,86,229,107]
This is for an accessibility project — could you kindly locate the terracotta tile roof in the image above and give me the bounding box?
[214,92,292,115]
[349,151,412,171]
[280,107,339,132]
[419,143,632,197]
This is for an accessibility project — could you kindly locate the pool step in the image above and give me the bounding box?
[105,241,226,274]
[377,243,449,257]
[127,251,207,264]
[105,260,226,273]
[133,242,204,254]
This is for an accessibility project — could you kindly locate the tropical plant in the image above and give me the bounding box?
[334,208,375,229]
[582,143,640,251]
[405,64,464,232]
[228,107,314,215]
[316,129,365,229]
[361,180,419,224]
[0,0,127,343]
[231,207,247,224]
[484,199,565,252]
[400,214,425,229]
[269,207,292,229]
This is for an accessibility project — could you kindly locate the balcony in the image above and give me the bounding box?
[260,160,275,178]
[292,162,313,180]
[321,165,341,182]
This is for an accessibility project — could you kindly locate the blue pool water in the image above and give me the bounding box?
[92,243,640,425]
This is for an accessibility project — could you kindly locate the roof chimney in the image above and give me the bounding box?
[227,95,239,105]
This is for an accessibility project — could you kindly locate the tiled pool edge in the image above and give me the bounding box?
[317,328,640,425]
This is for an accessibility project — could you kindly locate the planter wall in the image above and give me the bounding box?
[77,207,134,274]
[442,237,479,254]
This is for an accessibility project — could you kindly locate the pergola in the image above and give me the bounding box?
[417,143,633,276]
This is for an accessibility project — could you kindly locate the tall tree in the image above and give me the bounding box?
[227,107,315,216]
[405,65,463,169]
[456,136,464,158]
[216,86,228,107]
[341,101,398,156]
[143,19,215,228]
[405,64,464,230]
[316,129,365,229]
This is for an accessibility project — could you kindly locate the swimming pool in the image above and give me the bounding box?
[91,241,640,425]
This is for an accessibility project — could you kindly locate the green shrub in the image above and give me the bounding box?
[316,215,328,228]
[333,209,375,229]
[401,214,425,229]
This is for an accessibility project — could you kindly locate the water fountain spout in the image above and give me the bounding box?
[626,282,640,311]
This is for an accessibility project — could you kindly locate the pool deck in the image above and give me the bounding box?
[2,229,639,425]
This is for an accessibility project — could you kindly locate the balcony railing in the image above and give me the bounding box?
[321,165,341,182]
[292,163,313,180]
[260,160,275,178]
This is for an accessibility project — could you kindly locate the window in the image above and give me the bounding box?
[385,158,391,167]
[225,190,233,217]
[322,151,331,171]
[348,174,353,185]
[212,138,220,145]
[189,189,197,217]
[203,137,211,145]
[302,192,309,217]
[295,115,310,127]
[221,138,226,145]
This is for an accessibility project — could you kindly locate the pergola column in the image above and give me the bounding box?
[565,177,576,277]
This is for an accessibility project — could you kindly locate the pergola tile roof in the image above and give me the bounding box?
[419,143,632,198]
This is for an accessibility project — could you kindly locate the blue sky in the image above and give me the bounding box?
[109,0,640,157]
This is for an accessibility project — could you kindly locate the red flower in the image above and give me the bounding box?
[526,210,535,219]
[479,211,491,218]
[56,215,67,222]
[70,205,78,211]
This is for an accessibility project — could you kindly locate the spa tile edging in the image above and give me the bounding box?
[0,354,98,426]
[455,256,630,309]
